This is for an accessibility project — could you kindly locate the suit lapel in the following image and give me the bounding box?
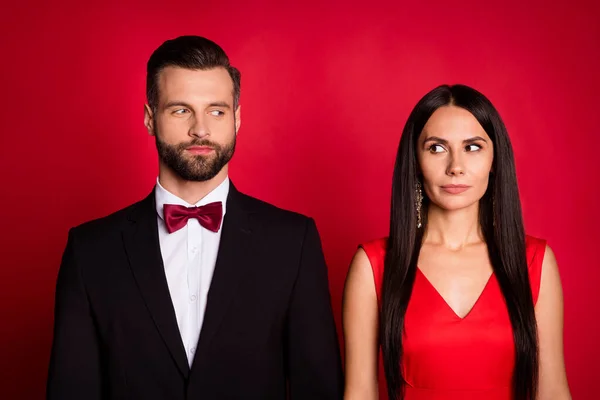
[190,183,255,373]
[122,192,190,378]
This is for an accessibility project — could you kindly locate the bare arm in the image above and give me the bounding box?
[342,248,379,400]
[536,245,571,399]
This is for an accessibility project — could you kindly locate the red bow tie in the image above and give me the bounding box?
[163,202,223,234]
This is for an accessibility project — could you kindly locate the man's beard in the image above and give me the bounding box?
[155,133,236,182]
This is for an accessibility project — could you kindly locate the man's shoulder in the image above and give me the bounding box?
[69,193,152,242]
[237,191,313,230]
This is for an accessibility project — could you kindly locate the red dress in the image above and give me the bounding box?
[361,235,546,400]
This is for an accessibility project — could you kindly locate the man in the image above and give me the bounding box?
[47,35,343,400]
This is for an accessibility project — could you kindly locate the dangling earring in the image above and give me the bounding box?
[415,181,423,229]
[492,194,497,228]
[490,171,497,228]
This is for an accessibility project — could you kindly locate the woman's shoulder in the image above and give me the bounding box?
[525,234,548,265]
[357,237,388,301]
[360,237,388,258]
[525,234,549,305]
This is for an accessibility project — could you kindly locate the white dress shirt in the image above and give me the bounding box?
[154,177,229,366]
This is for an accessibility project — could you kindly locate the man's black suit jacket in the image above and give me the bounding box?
[47,183,343,399]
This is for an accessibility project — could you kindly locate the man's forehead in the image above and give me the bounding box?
[157,66,234,103]
[158,66,232,87]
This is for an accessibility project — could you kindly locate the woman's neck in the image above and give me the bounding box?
[424,203,483,250]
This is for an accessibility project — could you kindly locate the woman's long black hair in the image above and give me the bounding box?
[381,84,538,400]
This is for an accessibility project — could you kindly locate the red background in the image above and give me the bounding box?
[1,1,598,398]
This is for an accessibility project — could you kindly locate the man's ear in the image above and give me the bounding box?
[234,104,241,135]
[144,104,155,136]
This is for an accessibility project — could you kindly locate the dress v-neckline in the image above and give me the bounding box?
[416,268,495,320]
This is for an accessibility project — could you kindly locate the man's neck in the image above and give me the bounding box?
[158,166,229,205]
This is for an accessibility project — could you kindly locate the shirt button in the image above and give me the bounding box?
[191,246,198,253]
[190,347,196,354]
[190,295,197,302]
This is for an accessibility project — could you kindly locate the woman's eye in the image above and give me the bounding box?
[466,144,481,152]
[429,144,445,153]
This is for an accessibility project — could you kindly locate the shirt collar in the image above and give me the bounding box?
[155,176,230,222]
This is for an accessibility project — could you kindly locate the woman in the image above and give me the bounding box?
[342,84,571,400]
